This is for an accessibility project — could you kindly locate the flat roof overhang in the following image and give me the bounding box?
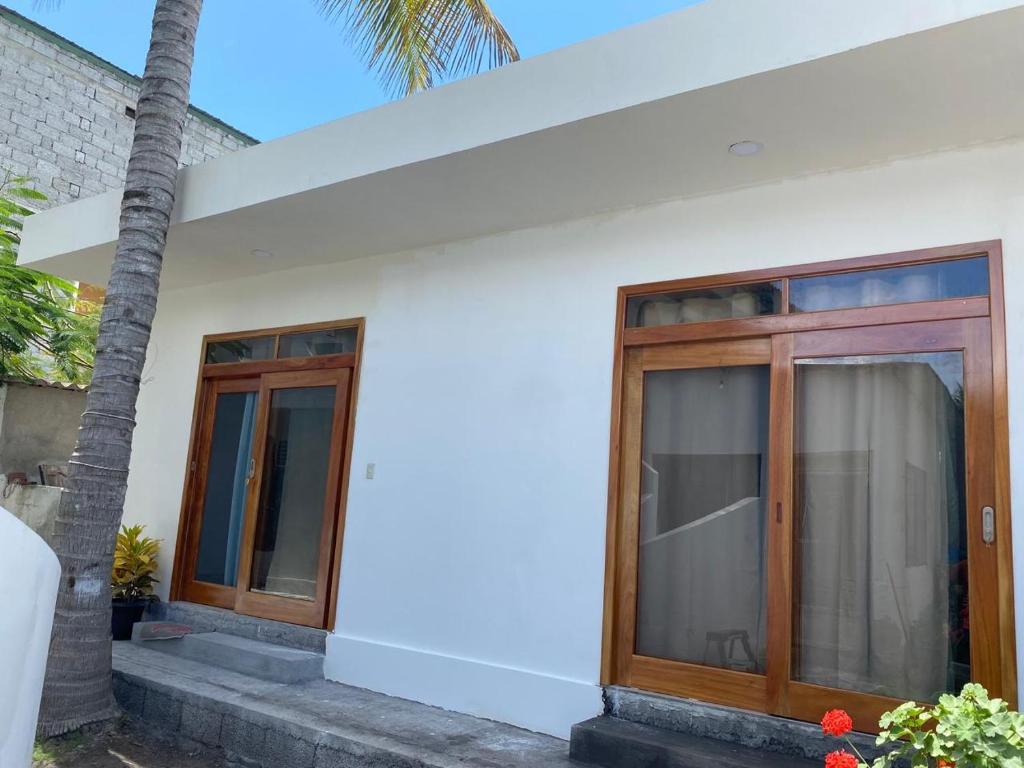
[19,0,1024,290]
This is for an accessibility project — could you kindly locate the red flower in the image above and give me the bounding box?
[825,750,859,768]
[938,761,956,768]
[821,709,854,738]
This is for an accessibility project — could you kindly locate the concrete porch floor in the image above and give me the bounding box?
[112,641,576,767]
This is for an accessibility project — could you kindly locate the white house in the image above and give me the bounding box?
[18,0,1024,743]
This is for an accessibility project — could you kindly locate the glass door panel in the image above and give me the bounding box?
[793,351,968,701]
[636,365,770,672]
[780,319,1003,725]
[234,368,351,627]
[250,385,337,600]
[195,391,258,586]
[614,338,775,711]
[181,379,259,608]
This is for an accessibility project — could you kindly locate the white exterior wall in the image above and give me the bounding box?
[125,138,1024,737]
[0,508,60,767]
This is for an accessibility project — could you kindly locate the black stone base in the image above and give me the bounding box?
[570,716,819,768]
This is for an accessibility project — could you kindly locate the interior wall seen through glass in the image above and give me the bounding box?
[635,365,770,673]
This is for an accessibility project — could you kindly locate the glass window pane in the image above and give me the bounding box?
[789,257,988,313]
[250,386,336,600]
[195,391,258,586]
[205,336,275,364]
[793,352,968,701]
[636,365,770,672]
[626,282,782,328]
[278,327,357,358]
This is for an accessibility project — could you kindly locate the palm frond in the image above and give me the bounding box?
[315,0,518,97]
[423,0,518,79]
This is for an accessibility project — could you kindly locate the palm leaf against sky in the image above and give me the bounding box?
[316,0,519,96]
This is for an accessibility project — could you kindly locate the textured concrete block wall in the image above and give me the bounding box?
[0,381,86,476]
[0,10,255,209]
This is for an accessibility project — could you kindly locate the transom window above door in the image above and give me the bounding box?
[624,252,991,330]
[604,242,1015,729]
[205,324,359,363]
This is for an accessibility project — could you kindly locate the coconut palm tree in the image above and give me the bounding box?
[37,0,517,736]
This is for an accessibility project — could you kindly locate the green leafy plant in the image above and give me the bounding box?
[111,525,160,602]
[0,170,99,385]
[821,685,1024,767]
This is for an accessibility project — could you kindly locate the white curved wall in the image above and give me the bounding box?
[0,508,60,767]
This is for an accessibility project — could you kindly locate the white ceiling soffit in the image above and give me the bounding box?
[19,0,1024,289]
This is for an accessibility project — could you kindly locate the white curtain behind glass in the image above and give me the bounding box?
[794,355,966,701]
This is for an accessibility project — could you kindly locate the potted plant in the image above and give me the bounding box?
[110,524,160,641]
[821,684,1024,767]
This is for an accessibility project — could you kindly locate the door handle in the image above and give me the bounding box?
[982,505,995,544]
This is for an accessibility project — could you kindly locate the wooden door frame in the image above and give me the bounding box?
[169,318,365,631]
[601,241,1016,722]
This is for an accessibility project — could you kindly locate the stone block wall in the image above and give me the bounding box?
[0,5,256,209]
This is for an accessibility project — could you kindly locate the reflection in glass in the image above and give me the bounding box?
[789,257,988,313]
[626,282,782,328]
[636,366,770,672]
[250,386,336,600]
[206,336,275,364]
[195,391,257,586]
[278,327,357,358]
[794,353,968,701]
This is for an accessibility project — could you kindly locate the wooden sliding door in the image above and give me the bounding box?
[777,318,1002,724]
[173,320,362,629]
[613,338,775,710]
[604,243,1016,727]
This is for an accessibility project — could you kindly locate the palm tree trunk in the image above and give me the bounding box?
[37,0,202,737]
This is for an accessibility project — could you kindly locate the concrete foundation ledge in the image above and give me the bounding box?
[325,633,603,739]
[570,716,818,768]
[604,686,884,762]
[112,641,574,767]
[114,671,415,768]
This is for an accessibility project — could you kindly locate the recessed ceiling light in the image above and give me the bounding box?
[729,140,764,157]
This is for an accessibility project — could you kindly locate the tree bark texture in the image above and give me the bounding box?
[37,0,202,737]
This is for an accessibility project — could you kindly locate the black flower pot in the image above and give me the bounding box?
[111,599,148,641]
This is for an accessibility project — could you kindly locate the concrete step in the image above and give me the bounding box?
[112,641,575,768]
[603,686,883,763]
[145,600,327,653]
[131,624,324,684]
[570,717,819,768]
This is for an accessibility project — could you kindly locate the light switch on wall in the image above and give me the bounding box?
[365,463,375,480]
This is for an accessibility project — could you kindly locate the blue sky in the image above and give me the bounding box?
[7,1,701,141]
